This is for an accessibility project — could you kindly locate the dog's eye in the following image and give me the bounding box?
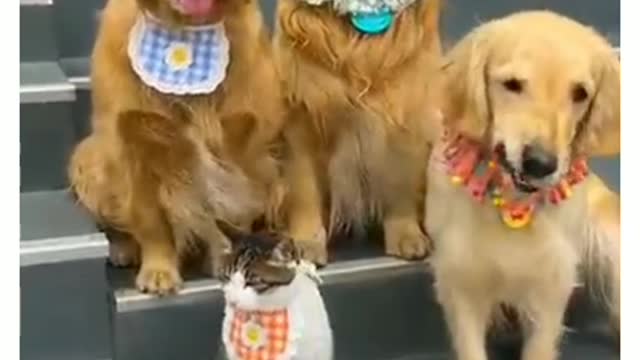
[571,84,589,103]
[502,78,523,93]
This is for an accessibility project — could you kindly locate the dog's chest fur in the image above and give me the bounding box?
[278,36,437,226]
[425,146,588,300]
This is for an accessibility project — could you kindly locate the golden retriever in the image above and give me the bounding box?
[68,0,284,294]
[425,11,620,360]
[273,0,443,263]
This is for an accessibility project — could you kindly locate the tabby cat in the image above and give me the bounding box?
[215,220,333,360]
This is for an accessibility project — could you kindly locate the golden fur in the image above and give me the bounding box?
[274,0,443,263]
[68,0,284,294]
[425,11,620,360]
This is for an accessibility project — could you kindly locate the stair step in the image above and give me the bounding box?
[21,258,112,360]
[20,190,106,266]
[21,233,106,267]
[20,61,74,104]
[21,0,54,4]
[20,190,110,359]
[59,57,93,139]
[20,0,58,62]
[109,255,447,360]
[20,62,78,191]
[60,57,91,89]
[20,102,75,191]
[107,250,618,360]
[52,0,104,60]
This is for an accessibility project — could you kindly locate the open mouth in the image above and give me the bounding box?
[170,0,216,18]
[509,171,539,193]
[494,144,539,193]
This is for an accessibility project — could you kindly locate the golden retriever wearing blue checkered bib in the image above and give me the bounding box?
[128,14,230,94]
[69,0,285,295]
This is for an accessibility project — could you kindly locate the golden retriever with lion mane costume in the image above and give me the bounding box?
[274,0,443,263]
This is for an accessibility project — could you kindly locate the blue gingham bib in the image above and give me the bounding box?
[128,15,230,95]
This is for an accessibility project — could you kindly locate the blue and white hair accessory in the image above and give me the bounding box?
[127,14,230,95]
[302,0,414,15]
[300,0,417,35]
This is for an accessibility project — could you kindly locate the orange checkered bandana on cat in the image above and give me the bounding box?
[229,305,290,360]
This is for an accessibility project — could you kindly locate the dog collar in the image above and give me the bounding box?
[127,14,230,95]
[440,132,589,229]
[300,0,417,35]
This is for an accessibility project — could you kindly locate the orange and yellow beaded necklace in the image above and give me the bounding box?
[441,133,589,229]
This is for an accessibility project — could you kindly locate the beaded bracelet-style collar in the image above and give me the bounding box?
[441,132,589,229]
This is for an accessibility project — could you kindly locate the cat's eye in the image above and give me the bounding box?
[266,259,286,267]
[245,275,271,293]
[502,78,524,93]
[245,272,260,285]
[253,282,271,293]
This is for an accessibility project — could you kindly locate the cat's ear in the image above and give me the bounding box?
[215,219,247,245]
[272,237,299,263]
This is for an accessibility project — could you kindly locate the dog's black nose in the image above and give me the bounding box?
[521,145,557,178]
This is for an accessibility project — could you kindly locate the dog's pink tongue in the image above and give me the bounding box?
[179,0,214,17]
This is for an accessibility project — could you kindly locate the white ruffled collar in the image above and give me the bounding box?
[300,0,417,15]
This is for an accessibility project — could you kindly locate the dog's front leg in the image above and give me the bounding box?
[117,110,187,295]
[129,201,183,295]
[436,278,491,360]
[282,119,328,265]
[284,151,327,265]
[520,275,574,360]
[383,202,429,259]
[381,141,431,260]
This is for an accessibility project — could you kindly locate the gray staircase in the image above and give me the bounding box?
[108,248,618,360]
[19,0,620,359]
[20,0,110,359]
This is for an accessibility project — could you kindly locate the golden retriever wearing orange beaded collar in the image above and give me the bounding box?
[425,11,620,360]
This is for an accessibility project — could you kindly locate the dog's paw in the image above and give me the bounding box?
[108,238,140,267]
[384,222,431,260]
[296,229,329,266]
[136,263,183,295]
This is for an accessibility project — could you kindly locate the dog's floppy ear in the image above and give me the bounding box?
[440,26,494,139]
[581,51,620,156]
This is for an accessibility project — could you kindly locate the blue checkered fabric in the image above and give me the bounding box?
[129,16,229,94]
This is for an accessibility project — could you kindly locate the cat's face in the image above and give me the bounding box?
[216,220,300,293]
